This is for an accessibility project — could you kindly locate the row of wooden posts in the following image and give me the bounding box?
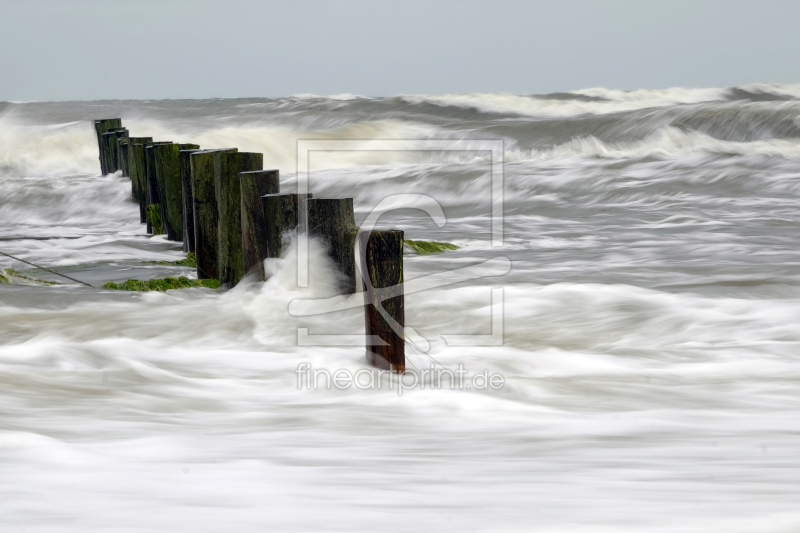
[93,118,405,373]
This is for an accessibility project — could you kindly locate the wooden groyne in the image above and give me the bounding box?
[93,118,405,372]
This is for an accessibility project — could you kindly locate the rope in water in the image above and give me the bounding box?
[0,250,94,287]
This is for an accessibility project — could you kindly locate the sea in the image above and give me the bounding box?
[1,85,800,532]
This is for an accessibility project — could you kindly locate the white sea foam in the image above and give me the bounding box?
[0,119,99,177]
[2,91,800,531]
[398,87,729,118]
[508,125,800,162]
[570,86,730,105]
[737,82,800,99]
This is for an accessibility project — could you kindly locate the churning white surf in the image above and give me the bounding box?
[1,85,800,532]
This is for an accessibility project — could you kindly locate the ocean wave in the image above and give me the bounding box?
[0,120,99,177]
[0,116,445,177]
[397,88,729,118]
[398,85,800,119]
[508,126,800,162]
[571,86,730,104]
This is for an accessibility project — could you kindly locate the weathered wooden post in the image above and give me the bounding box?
[261,193,313,263]
[190,149,238,280]
[359,229,405,373]
[107,129,128,173]
[93,118,121,174]
[154,143,199,242]
[102,132,117,174]
[215,152,263,287]
[307,198,358,294]
[118,139,130,177]
[130,143,147,222]
[127,137,154,223]
[145,142,171,234]
[180,147,203,253]
[240,170,280,281]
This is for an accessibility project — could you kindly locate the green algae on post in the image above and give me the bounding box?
[403,239,459,254]
[215,152,263,287]
[191,149,238,280]
[148,204,163,235]
[146,252,197,267]
[102,276,220,292]
[153,143,184,241]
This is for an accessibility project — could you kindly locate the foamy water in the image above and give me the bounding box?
[1,86,800,532]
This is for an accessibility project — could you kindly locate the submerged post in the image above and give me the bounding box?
[180,147,203,253]
[93,118,121,175]
[359,229,405,373]
[190,149,238,280]
[261,193,313,264]
[240,170,280,281]
[307,198,358,294]
[215,152,263,287]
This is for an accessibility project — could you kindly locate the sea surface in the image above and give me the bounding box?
[2,85,800,532]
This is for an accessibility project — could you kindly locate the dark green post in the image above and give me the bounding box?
[128,137,154,223]
[359,229,405,373]
[93,118,121,174]
[308,198,358,294]
[145,142,171,234]
[130,143,148,222]
[190,149,237,280]
[107,129,128,173]
[261,193,313,264]
[240,170,280,281]
[180,147,203,253]
[154,143,198,242]
[215,152,263,287]
[118,139,130,177]
[102,132,116,174]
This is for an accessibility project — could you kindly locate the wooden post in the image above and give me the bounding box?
[190,149,238,280]
[180,147,203,253]
[130,143,148,222]
[145,142,171,234]
[359,229,405,373]
[107,129,128,173]
[102,132,116,174]
[145,145,159,233]
[93,118,121,174]
[127,137,154,223]
[261,193,313,264]
[154,143,198,242]
[118,139,130,177]
[307,198,358,294]
[215,152,263,287]
[240,170,280,281]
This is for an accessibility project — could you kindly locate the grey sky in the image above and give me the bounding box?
[1,0,798,101]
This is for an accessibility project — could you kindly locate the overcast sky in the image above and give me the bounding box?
[1,0,798,101]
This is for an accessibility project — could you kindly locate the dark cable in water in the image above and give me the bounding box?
[0,250,94,288]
